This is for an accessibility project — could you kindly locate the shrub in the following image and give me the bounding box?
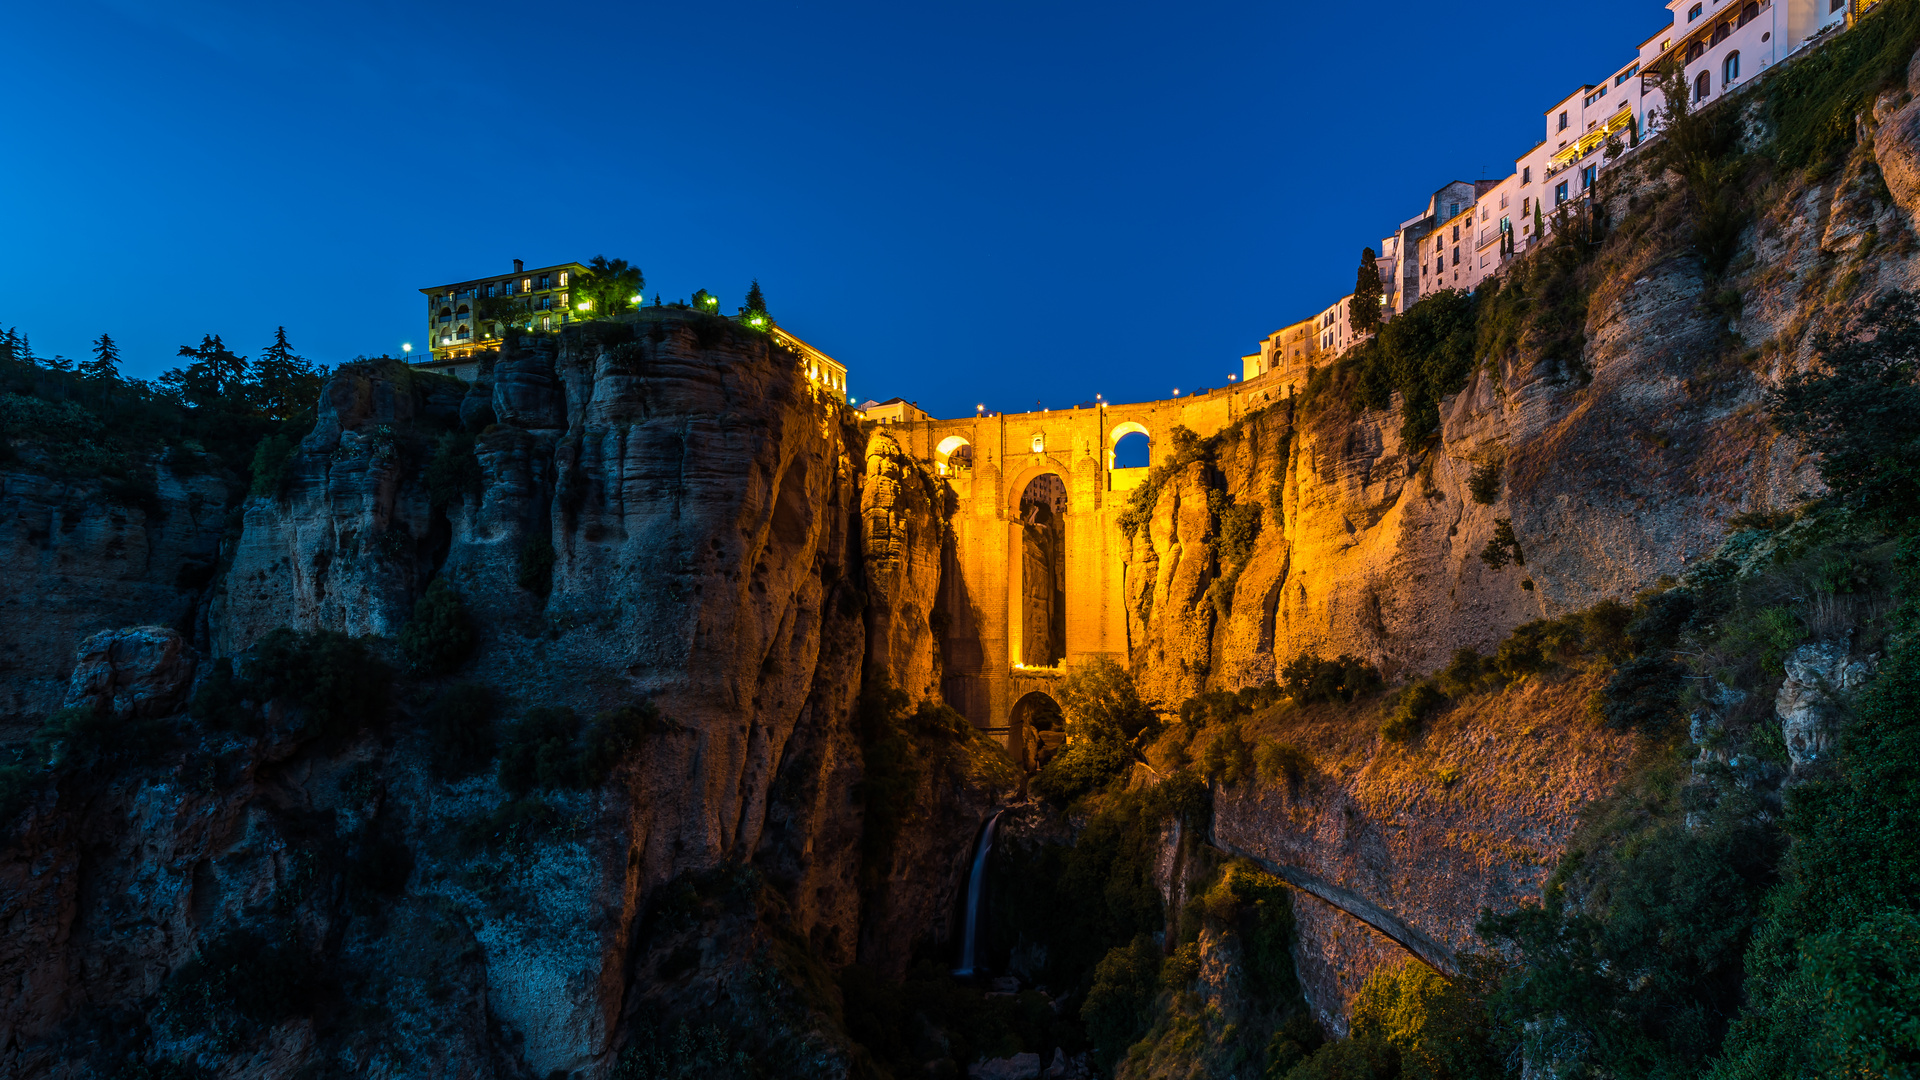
[1058,655,1158,744]
[426,682,496,779]
[1479,518,1524,570]
[518,533,556,595]
[158,928,323,1048]
[243,628,392,741]
[400,578,476,676]
[1279,652,1380,704]
[1082,935,1162,1073]
[498,706,581,795]
[1256,741,1313,786]
[1381,681,1447,743]
[1466,456,1502,505]
[248,431,299,500]
[1600,654,1687,732]
[1202,724,1254,786]
[1030,735,1132,805]
[425,430,483,509]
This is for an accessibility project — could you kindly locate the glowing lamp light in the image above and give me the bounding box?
[401,343,412,353]
[1173,388,1181,396]
[750,315,765,326]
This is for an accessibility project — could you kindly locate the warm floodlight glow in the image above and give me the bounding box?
[577,302,590,311]
[402,343,412,353]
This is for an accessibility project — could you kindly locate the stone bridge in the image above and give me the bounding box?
[875,377,1289,764]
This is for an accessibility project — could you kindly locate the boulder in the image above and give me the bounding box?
[60,626,196,721]
[1775,639,1876,772]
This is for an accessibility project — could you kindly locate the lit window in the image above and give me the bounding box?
[522,278,532,292]
[1522,196,1531,214]
[1031,433,1045,453]
[559,271,569,287]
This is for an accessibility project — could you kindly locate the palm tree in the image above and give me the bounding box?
[575,255,644,321]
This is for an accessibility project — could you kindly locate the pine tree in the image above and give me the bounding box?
[0,328,15,364]
[18,334,36,367]
[744,280,767,317]
[79,333,121,382]
[253,327,324,420]
[46,353,74,372]
[160,334,249,408]
[1349,248,1383,335]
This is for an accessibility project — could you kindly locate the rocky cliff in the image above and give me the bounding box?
[1125,55,1920,707]
[0,311,1019,1077]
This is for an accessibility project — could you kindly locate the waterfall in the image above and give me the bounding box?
[953,810,1004,978]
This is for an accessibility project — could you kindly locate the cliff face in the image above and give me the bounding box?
[0,313,1018,1077]
[1126,63,1920,707]
[0,460,226,736]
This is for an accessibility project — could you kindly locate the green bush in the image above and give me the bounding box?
[1466,456,1502,505]
[497,702,651,794]
[1381,681,1447,743]
[1280,652,1380,704]
[1202,724,1254,786]
[1768,293,1920,532]
[426,683,496,779]
[1255,741,1313,785]
[1479,518,1524,570]
[1082,935,1162,1073]
[399,578,475,676]
[247,431,299,500]
[1030,735,1133,805]
[242,627,392,741]
[425,430,483,509]
[158,928,323,1049]
[518,533,556,595]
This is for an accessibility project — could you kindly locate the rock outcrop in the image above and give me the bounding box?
[1775,638,1878,773]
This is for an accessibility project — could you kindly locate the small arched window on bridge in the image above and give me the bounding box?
[1108,422,1151,470]
[935,435,974,477]
[1030,432,1046,454]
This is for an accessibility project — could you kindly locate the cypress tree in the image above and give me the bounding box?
[1349,248,1383,334]
[79,333,121,381]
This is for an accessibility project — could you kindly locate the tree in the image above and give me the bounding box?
[574,255,643,321]
[44,353,74,372]
[160,335,249,408]
[743,279,768,319]
[17,334,36,367]
[1350,247,1384,335]
[1769,292,1920,530]
[78,334,120,382]
[476,293,529,339]
[251,327,325,421]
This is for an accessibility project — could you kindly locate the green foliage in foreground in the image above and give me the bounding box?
[497,700,659,795]
[1765,0,1920,174]
[399,577,475,676]
[1031,656,1160,805]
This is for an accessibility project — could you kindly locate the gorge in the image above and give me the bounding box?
[5,13,1920,1078]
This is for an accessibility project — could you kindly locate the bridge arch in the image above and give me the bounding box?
[1009,689,1065,771]
[1011,473,1069,669]
[1108,421,1151,469]
[935,435,974,476]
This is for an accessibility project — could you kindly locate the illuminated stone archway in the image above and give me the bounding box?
[1013,474,1068,669]
[1108,421,1151,469]
[1008,689,1066,771]
[935,435,974,477]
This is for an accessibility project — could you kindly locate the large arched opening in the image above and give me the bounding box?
[1015,474,1067,669]
[935,435,974,476]
[1009,690,1065,772]
[1109,421,1151,470]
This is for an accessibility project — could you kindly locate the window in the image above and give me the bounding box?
[1522,166,1532,183]
[1522,196,1531,215]
[1711,21,1731,44]
[1661,38,1671,50]
[1500,215,1511,233]
[1558,110,1569,130]
[1452,224,1460,241]
[1452,246,1460,265]
[537,274,552,289]
[522,277,532,293]
[1031,433,1045,453]
[1582,164,1597,189]
[1480,205,1489,221]
[1688,2,1703,19]
[1499,193,1508,209]
[1737,2,1759,25]
[1831,0,1844,10]
[1724,50,1740,84]
[1448,202,1459,218]
[1695,70,1712,101]
[541,316,551,330]
[1615,63,1640,84]
[559,271,569,287]
[1585,86,1607,106]
[1556,180,1569,204]
[1687,39,1706,61]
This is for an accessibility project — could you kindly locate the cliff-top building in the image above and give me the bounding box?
[419,258,590,368]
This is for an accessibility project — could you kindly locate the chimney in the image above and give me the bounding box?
[513,259,524,273]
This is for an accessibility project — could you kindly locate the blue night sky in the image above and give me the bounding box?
[4,1,1667,418]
